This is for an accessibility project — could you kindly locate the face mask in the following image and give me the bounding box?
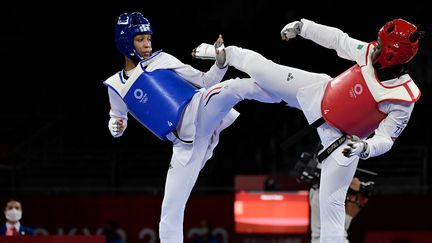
[5,209,22,222]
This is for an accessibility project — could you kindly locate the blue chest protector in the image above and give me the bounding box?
[123,69,197,140]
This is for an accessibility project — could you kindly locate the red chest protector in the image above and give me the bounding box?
[321,43,420,138]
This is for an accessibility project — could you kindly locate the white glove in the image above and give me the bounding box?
[108,118,127,138]
[280,20,303,40]
[342,135,370,159]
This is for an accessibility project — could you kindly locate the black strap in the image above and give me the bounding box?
[317,135,346,162]
[172,129,193,144]
[280,117,325,150]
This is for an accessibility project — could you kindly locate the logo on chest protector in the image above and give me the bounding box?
[134,89,148,103]
[349,84,363,98]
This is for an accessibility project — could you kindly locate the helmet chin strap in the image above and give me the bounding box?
[374,63,409,80]
[132,50,143,62]
[133,48,154,62]
[128,49,147,65]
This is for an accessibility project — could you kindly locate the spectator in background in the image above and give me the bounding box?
[102,221,124,243]
[264,177,281,191]
[0,198,35,236]
[192,219,220,243]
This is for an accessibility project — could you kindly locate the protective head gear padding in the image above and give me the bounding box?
[377,19,419,68]
[115,12,152,60]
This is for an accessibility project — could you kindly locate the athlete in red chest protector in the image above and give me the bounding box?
[193,18,424,242]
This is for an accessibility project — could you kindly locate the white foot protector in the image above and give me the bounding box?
[193,43,216,60]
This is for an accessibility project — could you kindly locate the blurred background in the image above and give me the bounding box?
[1,1,431,242]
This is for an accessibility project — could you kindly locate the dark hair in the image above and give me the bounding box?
[4,198,22,209]
[6,198,21,204]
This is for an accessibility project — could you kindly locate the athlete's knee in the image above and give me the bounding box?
[320,185,348,205]
[211,79,243,100]
[222,78,258,100]
[161,198,185,217]
[321,194,345,212]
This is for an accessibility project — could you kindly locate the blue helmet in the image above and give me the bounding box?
[115,12,153,60]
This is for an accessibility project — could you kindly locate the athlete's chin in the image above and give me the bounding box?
[141,52,152,59]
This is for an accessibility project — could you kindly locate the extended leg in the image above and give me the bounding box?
[224,45,331,109]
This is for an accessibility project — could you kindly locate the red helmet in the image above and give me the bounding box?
[376,19,419,68]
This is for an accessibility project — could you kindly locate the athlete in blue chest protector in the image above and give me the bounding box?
[103,12,281,243]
